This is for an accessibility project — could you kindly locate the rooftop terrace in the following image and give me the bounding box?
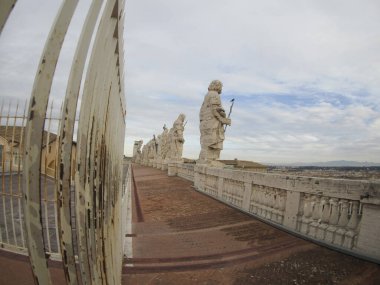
[123,164,380,284]
[1,164,379,284]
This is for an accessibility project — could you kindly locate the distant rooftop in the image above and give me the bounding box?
[219,159,267,169]
[0,125,57,147]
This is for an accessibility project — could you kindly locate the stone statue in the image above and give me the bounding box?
[160,125,170,161]
[168,113,186,160]
[198,80,231,165]
[156,135,161,155]
[148,136,156,166]
[132,140,143,163]
[141,144,148,165]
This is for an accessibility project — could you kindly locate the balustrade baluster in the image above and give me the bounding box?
[296,195,305,231]
[257,188,263,216]
[334,199,349,246]
[278,191,286,224]
[265,188,274,220]
[273,189,280,223]
[347,201,360,230]
[325,198,339,243]
[262,187,269,218]
[344,201,360,249]
[309,195,322,237]
[317,196,330,240]
[250,185,259,214]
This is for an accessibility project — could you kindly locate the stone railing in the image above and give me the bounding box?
[167,162,380,262]
[175,163,195,181]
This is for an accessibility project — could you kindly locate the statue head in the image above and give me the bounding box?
[208,80,223,94]
[178,113,186,122]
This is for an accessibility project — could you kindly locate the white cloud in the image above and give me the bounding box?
[1,0,380,164]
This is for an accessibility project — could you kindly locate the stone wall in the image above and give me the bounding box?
[170,162,380,262]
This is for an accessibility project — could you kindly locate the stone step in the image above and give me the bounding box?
[123,239,303,274]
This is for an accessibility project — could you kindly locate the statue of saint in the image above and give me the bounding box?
[132,140,143,163]
[149,136,156,159]
[156,135,162,159]
[168,113,186,160]
[160,125,170,160]
[199,80,231,164]
[141,144,148,165]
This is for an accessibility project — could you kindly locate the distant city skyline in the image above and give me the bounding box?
[1,0,379,164]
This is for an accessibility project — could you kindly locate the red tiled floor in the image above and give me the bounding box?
[123,164,380,285]
[0,250,66,285]
[1,164,379,284]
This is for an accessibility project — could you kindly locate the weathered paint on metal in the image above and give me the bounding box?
[74,0,126,283]
[9,102,19,246]
[57,1,104,283]
[2,101,11,245]
[18,100,28,249]
[43,102,53,253]
[22,1,78,284]
[0,99,4,245]
[75,1,120,284]
[1,0,126,284]
[74,6,114,283]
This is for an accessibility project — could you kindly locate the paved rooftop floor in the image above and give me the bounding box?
[1,164,379,284]
[123,164,380,285]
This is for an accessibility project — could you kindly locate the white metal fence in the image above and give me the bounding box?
[1,0,127,284]
[0,99,64,257]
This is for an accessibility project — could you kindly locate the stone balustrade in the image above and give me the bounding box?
[165,162,380,262]
[174,162,195,181]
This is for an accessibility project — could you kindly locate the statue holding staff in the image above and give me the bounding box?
[198,80,231,165]
[168,113,186,160]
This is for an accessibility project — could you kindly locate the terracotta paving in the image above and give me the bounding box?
[0,250,66,285]
[122,164,380,285]
[1,164,379,284]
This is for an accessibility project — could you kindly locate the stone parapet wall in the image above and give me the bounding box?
[170,162,380,262]
[176,163,195,181]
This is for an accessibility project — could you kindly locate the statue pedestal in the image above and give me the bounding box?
[168,162,177,176]
[161,161,168,171]
[196,159,225,169]
[168,160,183,176]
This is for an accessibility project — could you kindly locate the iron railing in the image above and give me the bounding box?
[1,0,127,284]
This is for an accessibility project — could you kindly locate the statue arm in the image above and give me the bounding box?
[212,105,231,125]
[209,93,231,125]
[173,129,185,143]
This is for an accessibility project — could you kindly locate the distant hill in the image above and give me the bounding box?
[277,160,380,167]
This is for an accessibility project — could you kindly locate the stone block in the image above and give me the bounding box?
[356,202,380,259]
[283,191,300,229]
[168,162,177,176]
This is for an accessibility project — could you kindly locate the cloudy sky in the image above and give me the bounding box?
[1,0,380,164]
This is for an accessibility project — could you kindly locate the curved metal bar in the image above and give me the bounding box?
[74,0,126,283]
[57,1,103,284]
[22,1,78,284]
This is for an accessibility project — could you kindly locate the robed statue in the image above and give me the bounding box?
[198,80,231,165]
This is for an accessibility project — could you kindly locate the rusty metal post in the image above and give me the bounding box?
[9,102,19,246]
[74,1,116,281]
[74,0,126,284]
[22,1,78,284]
[56,1,103,284]
[1,101,11,245]
[18,100,28,249]
[0,0,126,284]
